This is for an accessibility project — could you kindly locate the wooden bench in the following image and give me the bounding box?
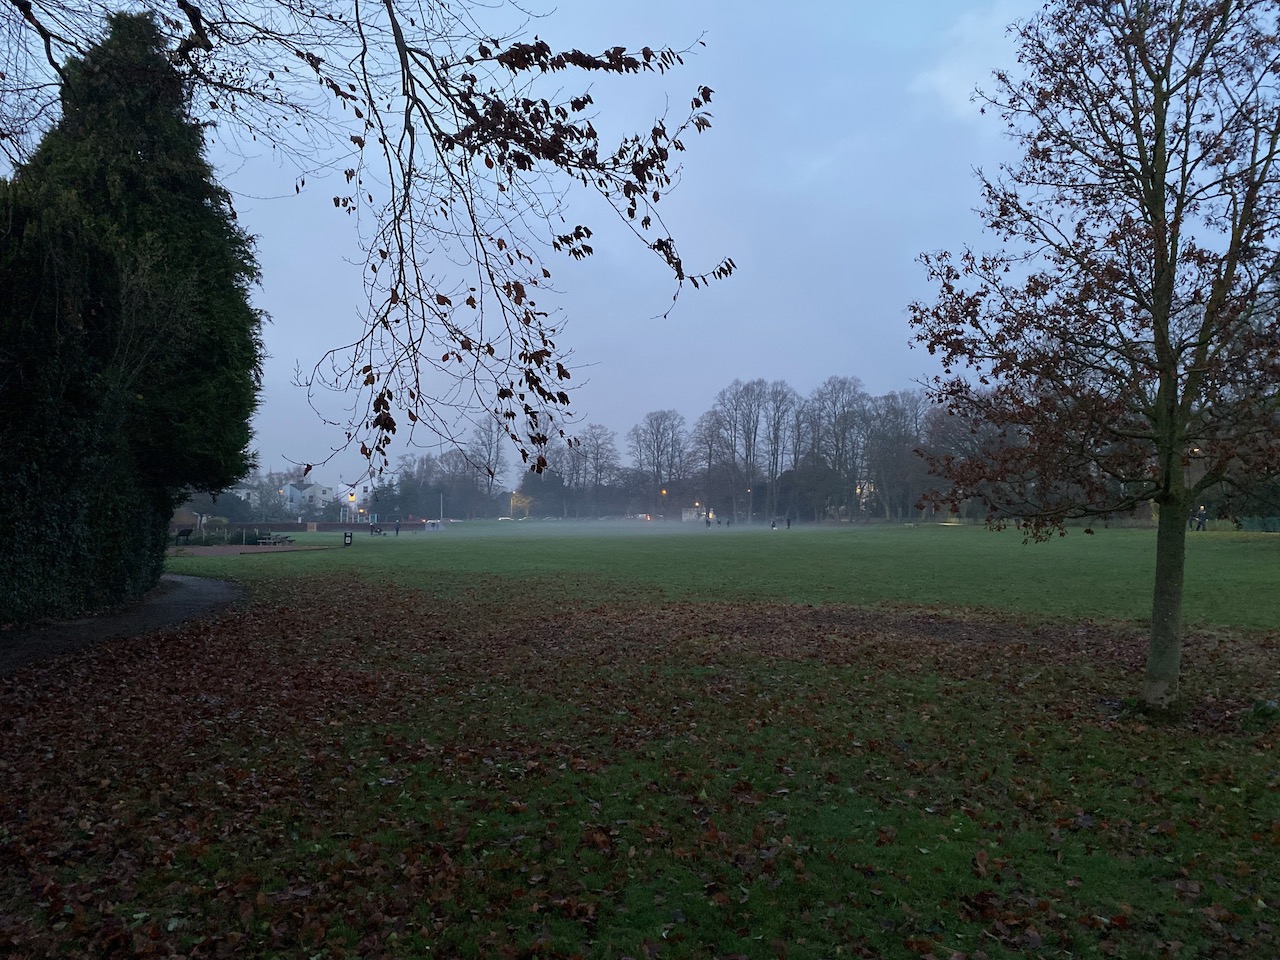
[257,533,295,546]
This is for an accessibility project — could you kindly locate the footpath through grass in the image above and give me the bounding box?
[0,523,1276,958]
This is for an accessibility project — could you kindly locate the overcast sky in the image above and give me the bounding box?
[224,0,1037,485]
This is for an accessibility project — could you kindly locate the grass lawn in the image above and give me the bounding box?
[172,520,1280,627]
[1,522,1277,958]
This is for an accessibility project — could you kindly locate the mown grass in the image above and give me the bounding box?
[171,520,1280,628]
[1,524,1276,959]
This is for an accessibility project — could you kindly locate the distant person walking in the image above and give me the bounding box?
[395,520,401,536]
[1195,505,1208,531]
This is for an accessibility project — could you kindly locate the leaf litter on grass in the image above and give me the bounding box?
[1,576,1276,959]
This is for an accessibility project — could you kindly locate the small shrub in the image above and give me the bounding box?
[1243,698,1280,731]
[1235,516,1280,532]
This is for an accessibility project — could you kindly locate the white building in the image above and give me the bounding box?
[284,480,336,514]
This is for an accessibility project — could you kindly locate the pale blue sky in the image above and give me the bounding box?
[228,0,1037,482]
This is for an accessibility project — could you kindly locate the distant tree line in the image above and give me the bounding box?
[531,377,941,523]
[337,377,949,523]
[378,368,1280,526]
[230,367,1280,528]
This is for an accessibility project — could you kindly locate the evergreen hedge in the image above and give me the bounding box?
[0,14,263,626]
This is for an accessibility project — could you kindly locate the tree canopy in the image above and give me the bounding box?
[909,0,1280,708]
[2,0,734,473]
[0,12,264,622]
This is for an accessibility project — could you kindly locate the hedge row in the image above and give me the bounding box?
[1,412,176,626]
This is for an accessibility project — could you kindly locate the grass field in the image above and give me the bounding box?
[2,522,1277,958]
[171,520,1280,628]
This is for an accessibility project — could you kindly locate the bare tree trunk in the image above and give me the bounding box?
[1143,499,1188,709]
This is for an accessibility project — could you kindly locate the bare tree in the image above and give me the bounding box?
[909,0,1280,708]
[711,378,767,520]
[2,0,733,472]
[689,406,729,513]
[437,446,485,516]
[864,390,928,521]
[808,375,866,520]
[787,397,811,475]
[467,417,507,497]
[626,408,686,509]
[917,402,1002,522]
[760,379,799,519]
[574,422,620,507]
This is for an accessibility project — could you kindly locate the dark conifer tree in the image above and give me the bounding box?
[0,13,264,623]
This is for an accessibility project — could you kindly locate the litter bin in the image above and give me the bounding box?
[343,530,353,547]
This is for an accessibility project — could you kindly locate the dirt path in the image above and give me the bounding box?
[166,543,332,557]
[0,575,248,678]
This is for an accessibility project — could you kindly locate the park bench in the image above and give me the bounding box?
[257,533,295,546]
[175,528,194,544]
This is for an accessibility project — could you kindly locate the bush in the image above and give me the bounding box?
[1,418,174,625]
[1243,698,1280,731]
[1235,516,1280,532]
